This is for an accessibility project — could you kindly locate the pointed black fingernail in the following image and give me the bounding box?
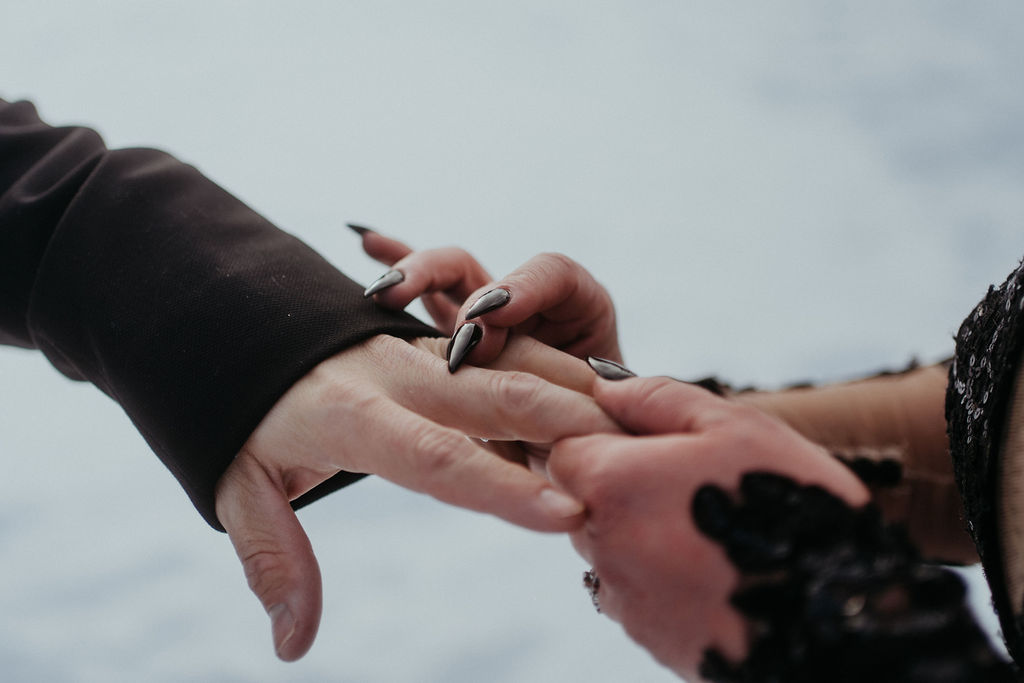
[346,222,375,236]
[587,356,636,380]
[447,322,483,373]
[465,288,511,319]
[363,269,404,297]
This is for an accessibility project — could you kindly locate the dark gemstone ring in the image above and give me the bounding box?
[583,569,601,613]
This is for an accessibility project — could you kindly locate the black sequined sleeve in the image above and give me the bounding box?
[947,259,1024,661]
[693,472,1017,682]
[0,98,440,529]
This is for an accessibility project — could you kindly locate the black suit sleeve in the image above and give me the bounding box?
[0,98,440,529]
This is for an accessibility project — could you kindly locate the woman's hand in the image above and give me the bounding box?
[547,376,868,680]
[214,333,619,661]
[354,227,622,370]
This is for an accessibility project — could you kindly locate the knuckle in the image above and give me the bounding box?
[488,371,547,417]
[239,542,294,602]
[537,251,578,272]
[635,377,692,418]
[409,427,465,487]
[442,246,475,262]
[549,435,604,489]
[510,252,577,291]
[316,377,388,429]
[429,247,480,286]
[315,374,367,407]
[537,252,580,290]
[364,333,409,364]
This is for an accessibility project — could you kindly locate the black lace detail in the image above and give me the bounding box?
[693,472,1016,682]
[832,451,904,487]
[947,259,1024,662]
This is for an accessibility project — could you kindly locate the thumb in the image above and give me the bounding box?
[591,375,728,435]
[215,452,323,662]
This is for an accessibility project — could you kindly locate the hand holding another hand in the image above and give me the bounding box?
[217,230,870,673]
[214,332,619,660]
[354,226,622,369]
[548,376,869,680]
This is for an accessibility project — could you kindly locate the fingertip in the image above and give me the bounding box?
[466,326,509,369]
[465,287,512,320]
[474,252,599,327]
[586,356,636,381]
[368,284,417,311]
[446,323,507,371]
[365,263,429,309]
[589,372,638,405]
[274,627,316,662]
[543,509,587,533]
[269,604,298,661]
[267,581,322,662]
[592,375,712,435]
[591,373,686,403]
[499,486,585,533]
[269,582,322,661]
[361,231,414,265]
[217,455,324,662]
[537,487,585,520]
[446,322,483,372]
[363,269,405,297]
[346,222,374,236]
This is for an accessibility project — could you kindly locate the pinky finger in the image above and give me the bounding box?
[357,229,415,266]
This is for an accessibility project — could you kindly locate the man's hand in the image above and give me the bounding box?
[214,333,619,660]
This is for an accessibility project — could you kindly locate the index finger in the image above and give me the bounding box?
[461,252,613,329]
[592,375,736,435]
[413,335,597,395]
[358,229,414,265]
[372,340,619,444]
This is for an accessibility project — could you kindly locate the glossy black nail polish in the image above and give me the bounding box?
[346,222,375,236]
[363,269,404,297]
[447,322,482,373]
[587,356,636,380]
[465,288,511,319]
[693,471,1017,683]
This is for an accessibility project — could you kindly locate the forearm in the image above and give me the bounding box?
[732,363,976,564]
[0,98,440,527]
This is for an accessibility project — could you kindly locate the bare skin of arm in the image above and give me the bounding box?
[733,363,976,565]
[215,334,618,660]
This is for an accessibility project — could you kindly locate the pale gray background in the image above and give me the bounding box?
[2,2,1023,681]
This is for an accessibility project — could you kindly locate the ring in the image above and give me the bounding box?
[583,569,601,613]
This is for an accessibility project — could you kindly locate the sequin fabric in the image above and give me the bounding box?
[694,472,1017,682]
[947,259,1024,662]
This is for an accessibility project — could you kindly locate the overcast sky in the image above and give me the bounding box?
[2,2,1023,681]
